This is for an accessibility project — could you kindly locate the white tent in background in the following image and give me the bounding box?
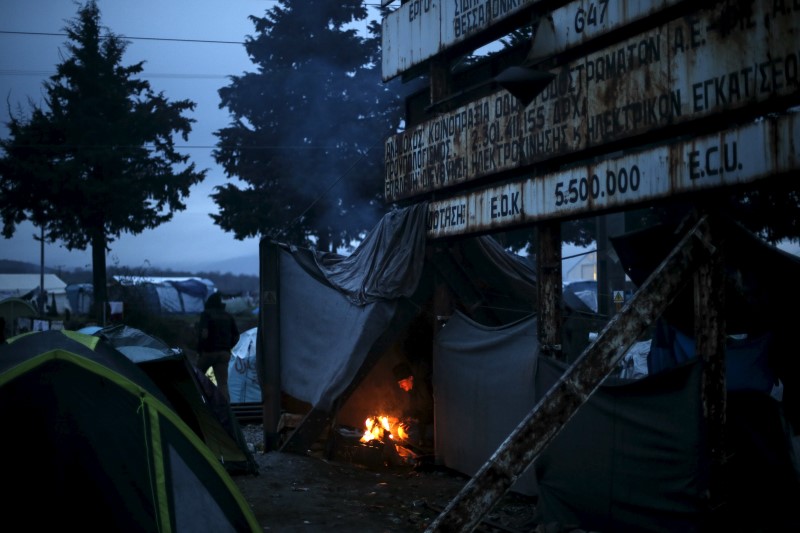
[112,275,215,314]
[0,273,70,314]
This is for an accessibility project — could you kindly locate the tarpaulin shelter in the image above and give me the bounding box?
[94,324,259,476]
[261,203,542,446]
[437,311,800,531]
[611,218,800,438]
[261,205,799,530]
[0,330,259,532]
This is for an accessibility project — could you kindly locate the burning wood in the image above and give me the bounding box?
[324,414,420,468]
[360,415,409,444]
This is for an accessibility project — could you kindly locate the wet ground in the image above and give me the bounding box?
[233,424,544,533]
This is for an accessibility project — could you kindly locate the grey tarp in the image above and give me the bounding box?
[277,203,428,410]
[433,308,798,531]
[433,310,540,496]
[534,357,709,533]
[434,310,708,520]
[312,203,429,305]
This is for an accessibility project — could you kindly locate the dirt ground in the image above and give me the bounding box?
[233,424,546,533]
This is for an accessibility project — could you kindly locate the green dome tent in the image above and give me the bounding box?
[0,296,38,338]
[94,324,259,475]
[0,330,260,532]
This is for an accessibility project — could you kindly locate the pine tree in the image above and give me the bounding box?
[0,1,205,319]
[212,1,402,252]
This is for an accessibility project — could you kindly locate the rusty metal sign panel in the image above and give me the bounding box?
[425,111,800,238]
[382,0,537,81]
[529,0,683,60]
[384,1,800,203]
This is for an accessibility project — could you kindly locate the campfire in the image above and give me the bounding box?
[332,414,418,468]
[361,414,417,461]
[360,415,409,444]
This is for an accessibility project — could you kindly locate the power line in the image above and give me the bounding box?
[0,30,245,45]
[0,142,351,152]
[0,3,390,45]
[0,68,232,80]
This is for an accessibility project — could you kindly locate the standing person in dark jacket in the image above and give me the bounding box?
[197,292,239,402]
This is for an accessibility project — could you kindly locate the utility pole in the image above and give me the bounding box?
[36,225,46,316]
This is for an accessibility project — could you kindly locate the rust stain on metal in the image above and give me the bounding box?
[385,2,798,204]
[425,111,800,239]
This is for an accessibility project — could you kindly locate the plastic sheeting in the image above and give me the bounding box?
[229,327,261,403]
[275,203,429,411]
[434,310,540,496]
[431,307,799,531]
[279,249,399,410]
[534,357,709,532]
[312,203,429,305]
[434,310,711,527]
[649,320,778,394]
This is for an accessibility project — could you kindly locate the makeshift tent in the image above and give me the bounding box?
[95,324,258,476]
[268,203,545,412]
[265,204,800,530]
[435,311,800,531]
[229,327,261,403]
[611,217,800,437]
[0,330,260,532]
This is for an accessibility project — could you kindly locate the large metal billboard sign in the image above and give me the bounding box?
[384,1,800,204]
[382,0,536,81]
[425,111,800,238]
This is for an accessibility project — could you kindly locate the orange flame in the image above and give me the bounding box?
[360,415,408,443]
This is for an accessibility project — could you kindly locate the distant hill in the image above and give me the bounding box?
[0,259,258,296]
[175,253,259,278]
[0,259,59,275]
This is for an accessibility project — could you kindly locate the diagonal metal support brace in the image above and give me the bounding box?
[426,215,717,532]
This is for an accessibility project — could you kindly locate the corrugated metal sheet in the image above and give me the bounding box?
[384,1,800,203]
[426,110,800,238]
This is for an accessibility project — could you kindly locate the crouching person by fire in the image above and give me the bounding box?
[392,361,434,452]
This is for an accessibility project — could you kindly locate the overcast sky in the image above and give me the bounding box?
[0,0,296,275]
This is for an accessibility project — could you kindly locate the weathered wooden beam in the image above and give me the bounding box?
[693,224,727,509]
[536,221,562,360]
[260,239,283,452]
[425,215,717,532]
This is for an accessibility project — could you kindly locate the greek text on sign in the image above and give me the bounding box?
[382,0,537,81]
[529,0,683,60]
[385,1,800,203]
[425,111,800,238]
